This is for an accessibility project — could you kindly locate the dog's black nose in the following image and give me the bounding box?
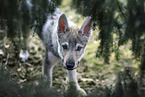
[66,61,75,69]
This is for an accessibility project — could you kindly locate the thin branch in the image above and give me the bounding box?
[115,0,126,20]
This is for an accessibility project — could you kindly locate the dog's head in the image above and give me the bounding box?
[57,14,92,70]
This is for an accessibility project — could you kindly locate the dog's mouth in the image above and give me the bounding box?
[64,66,77,70]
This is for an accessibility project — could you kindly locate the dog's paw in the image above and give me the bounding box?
[19,50,29,62]
[77,88,87,96]
[65,84,87,97]
[65,88,87,97]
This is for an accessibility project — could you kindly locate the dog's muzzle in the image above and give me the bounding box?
[65,61,75,70]
[62,59,80,70]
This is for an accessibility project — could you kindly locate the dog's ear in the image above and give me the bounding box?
[79,16,92,38]
[57,13,69,35]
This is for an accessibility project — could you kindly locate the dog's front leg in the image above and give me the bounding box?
[67,69,87,96]
[42,56,54,87]
[42,51,55,87]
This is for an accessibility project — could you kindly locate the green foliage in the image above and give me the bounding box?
[140,45,145,72]
[71,0,120,63]
[112,67,139,97]
[0,0,60,39]
[71,0,145,65]
[0,0,19,38]
[120,0,145,59]
[52,0,62,7]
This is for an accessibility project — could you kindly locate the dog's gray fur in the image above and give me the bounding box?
[20,4,92,95]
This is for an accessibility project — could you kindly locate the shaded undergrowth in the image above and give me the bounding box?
[0,64,144,97]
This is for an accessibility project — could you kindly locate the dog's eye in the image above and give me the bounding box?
[62,44,68,50]
[76,46,83,51]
